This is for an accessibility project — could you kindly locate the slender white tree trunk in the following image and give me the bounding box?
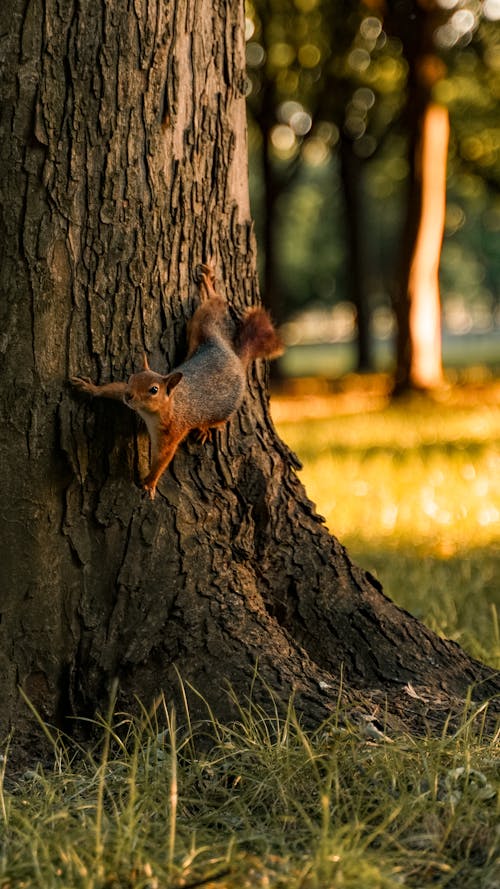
[408,103,449,389]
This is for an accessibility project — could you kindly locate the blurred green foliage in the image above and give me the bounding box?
[246,0,500,330]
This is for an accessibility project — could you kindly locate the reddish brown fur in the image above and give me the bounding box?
[235,307,284,366]
[71,263,283,499]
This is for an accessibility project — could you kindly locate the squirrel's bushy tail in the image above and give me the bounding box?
[235,308,284,365]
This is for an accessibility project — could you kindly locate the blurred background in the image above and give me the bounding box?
[243,0,500,659]
[244,0,500,391]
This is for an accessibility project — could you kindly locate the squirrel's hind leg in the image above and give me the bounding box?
[195,420,227,445]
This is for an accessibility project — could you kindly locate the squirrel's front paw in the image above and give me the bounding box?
[70,376,96,395]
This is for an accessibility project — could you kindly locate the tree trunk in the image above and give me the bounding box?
[339,132,373,372]
[0,0,498,760]
[392,3,449,394]
[407,103,448,388]
[394,102,449,392]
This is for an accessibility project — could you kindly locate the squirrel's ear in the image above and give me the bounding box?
[164,372,183,395]
[142,353,150,371]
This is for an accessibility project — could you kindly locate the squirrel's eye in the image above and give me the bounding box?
[149,385,159,395]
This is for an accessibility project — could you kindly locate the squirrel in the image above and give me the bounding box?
[70,263,283,499]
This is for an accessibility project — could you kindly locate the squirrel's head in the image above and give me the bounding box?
[124,367,183,415]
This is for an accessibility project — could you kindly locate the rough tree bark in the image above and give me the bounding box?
[0,0,498,758]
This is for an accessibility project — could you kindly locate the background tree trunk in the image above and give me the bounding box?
[392,1,449,394]
[394,100,449,393]
[0,0,498,758]
[339,132,373,372]
[406,103,449,388]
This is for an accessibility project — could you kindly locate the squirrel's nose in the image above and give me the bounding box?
[124,391,133,404]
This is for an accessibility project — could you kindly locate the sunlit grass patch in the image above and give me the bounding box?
[273,386,500,668]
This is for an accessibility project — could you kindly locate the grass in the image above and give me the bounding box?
[272,379,500,669]
[1,694,499,889]
[1,380,500,889]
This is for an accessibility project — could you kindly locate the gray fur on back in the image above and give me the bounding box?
[173,340,245,427]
